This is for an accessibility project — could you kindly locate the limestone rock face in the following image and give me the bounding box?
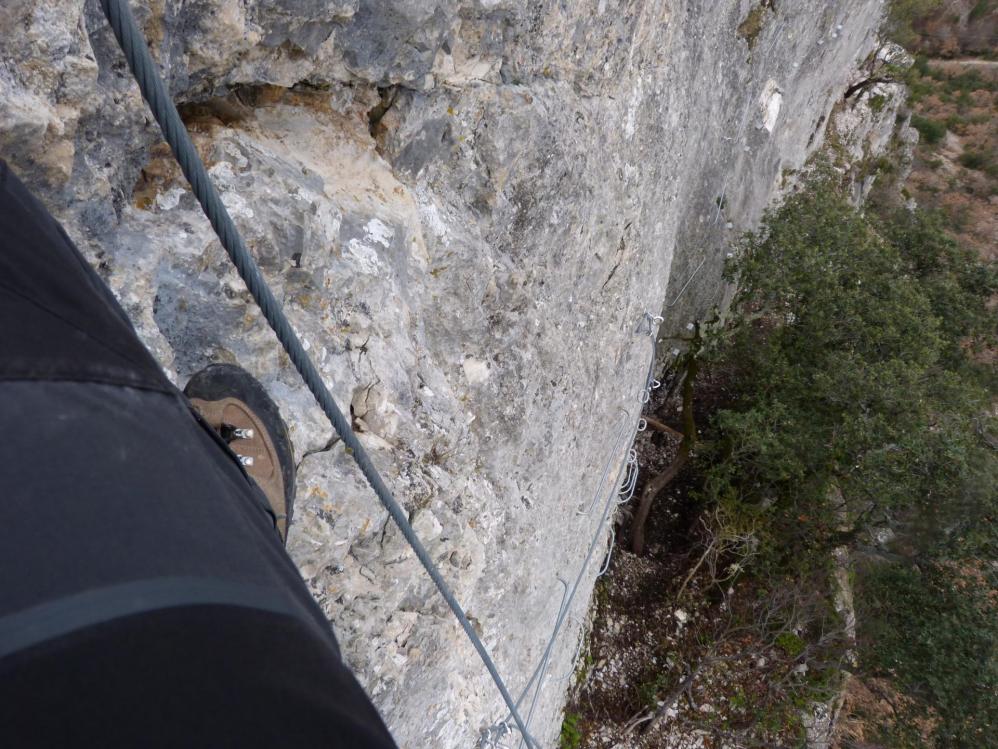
[1,1,889,746]
[831,42,915,204]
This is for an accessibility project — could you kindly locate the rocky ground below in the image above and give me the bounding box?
[562,365,844,749]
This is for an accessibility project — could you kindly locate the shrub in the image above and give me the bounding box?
[969,0,993,22]
[559,712,583,749]
[958,150,992,171]
[775,632,806,658]
[911,114,947,144]
[946,70,991,94]
[904,63,938,102]
[857,562,998,746]
[945,114,967,133]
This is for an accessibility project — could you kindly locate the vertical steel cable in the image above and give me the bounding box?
[97,0,537,744]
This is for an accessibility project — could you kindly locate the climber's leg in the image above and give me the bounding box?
[0,161,396,747]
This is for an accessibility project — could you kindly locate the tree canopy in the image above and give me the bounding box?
[699,172,995,566]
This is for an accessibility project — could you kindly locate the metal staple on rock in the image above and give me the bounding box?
[580,416,634,516]
[549,442,639,688]
[487,412,634,748]
[616,449,640,506]
[98,0,538,745]
[481,313,663,748]
[519,576,571,742]
[713,178,729,225]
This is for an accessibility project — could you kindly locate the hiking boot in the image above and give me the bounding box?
[184,364,296,543]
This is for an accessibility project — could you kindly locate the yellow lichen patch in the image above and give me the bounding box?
[737,1,775,50]
[131,143,181,211]
[308,484,330,500]
[196,248,212,274]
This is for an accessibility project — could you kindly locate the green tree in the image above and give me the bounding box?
[699,171,996,567]
[691,169,996,747]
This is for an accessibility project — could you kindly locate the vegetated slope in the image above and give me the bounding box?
[901,55,997,264]
[888,0,998,57]
[564,7,997,747]
[835,11,998,747]
[564,165,997,748]
[879,0,997,263]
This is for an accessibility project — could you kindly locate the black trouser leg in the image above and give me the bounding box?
[0,161,396,748]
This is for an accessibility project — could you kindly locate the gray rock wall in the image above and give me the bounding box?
[1,1,886,746]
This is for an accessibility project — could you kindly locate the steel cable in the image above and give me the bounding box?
[98,0,537,744]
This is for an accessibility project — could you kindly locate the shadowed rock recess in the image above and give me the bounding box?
[1,1,891,745]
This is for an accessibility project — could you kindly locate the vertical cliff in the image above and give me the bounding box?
[0,1,890,745]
